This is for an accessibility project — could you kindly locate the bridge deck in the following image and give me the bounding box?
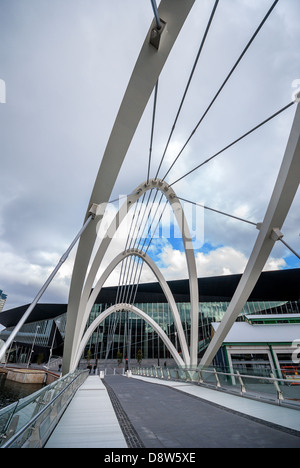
[45,374,300,448]
[45,376,127,449]
[131,375,300,435]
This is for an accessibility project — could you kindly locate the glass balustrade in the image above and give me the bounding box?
[0,370,88,448]
[131,365,300,410]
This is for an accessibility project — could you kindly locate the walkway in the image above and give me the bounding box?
[105,375,300,448]
[45,376,127,448]
[44,374,300,448]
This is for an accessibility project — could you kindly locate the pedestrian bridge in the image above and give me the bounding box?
[1,367,299,448]
[1,0,300,450]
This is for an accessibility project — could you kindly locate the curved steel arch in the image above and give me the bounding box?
[63,0,196,374]
[67,178,198,372]
[70,248,190,372]
[73,303,185,371]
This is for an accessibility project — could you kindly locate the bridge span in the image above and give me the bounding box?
[1,369,300,448]
[45,373,300,449]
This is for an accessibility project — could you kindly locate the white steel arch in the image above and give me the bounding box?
[63,0,300,375]
[66,178,198,372]
[71,248,190,372]
[63,0,196,374]
[73,303,185,372]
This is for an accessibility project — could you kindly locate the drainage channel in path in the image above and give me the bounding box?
[102,378,145,449]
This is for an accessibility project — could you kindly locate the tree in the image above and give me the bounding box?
[86,349,92,364]
[136,349,143,366]
[37,353,44,365]
[116,349,123,366]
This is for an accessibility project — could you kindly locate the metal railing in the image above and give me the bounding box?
[0,369,89,448]
[131,366,300,410]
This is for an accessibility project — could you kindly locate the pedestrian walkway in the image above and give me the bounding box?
[131,374,300,434]
[45,376,127,448]
[105,375,300,448]
[44,373,300,448]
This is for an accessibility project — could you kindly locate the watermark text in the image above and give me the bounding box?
[292,339,300,364]
[0,79,6,104]
[292,79,300,103]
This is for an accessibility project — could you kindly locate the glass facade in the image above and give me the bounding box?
[1,299,299,365]
[83,300,297,362]
[0,290,7,313]
[0,315,66,364]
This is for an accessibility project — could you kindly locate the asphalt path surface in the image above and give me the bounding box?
[104,375,300,449]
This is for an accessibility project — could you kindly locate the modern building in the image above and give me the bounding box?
[0,290,7,313]
[212,314,300,379]
[0,269,299,368]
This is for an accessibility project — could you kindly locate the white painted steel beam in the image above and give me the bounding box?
[67,178,198,372]
[72,249,190,370]
[200,103,300,368]
[63,0,196,374]
[73,303,185,371]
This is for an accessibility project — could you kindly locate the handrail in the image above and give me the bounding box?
[0,370,89,448]
[131,366,300,410]
[197,367,285,384]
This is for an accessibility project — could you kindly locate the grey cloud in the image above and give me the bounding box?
[1,0,300,309]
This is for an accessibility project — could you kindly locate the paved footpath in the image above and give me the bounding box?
[104,375,300,449]
[45,376,127,448]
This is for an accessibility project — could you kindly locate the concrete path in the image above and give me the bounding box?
[131,375,300,434]
[44,373,300,449]
[104,375,300,448]
[45,376,127,448]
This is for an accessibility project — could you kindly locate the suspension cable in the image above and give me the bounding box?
[115,196,141,304]
[121,191,157,299]
[116,190,156,305]
[280,238,300,261]
[155,0,220,179]
[110,0,281,313]
[177,196,257,226]
[163,0,280,180]
[150,0,162,30]
[169,101,294,187]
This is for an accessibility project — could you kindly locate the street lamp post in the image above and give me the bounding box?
[27,325,40,368]
[47,320,61,369]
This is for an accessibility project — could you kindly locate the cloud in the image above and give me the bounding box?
[0,0,299,310]
[149,241,287,281]
[0,238,74,309]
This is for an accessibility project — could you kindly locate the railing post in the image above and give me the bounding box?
[236,371,246,395]
[270,373,284,404]
[197,370,204,385]
[214,368,221,388]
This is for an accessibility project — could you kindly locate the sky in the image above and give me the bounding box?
[0,0,300,312]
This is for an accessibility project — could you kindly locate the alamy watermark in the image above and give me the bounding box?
[292,339,300,364]
[0,79,6,104]
[95,195,205,249]
[292,79,300,103]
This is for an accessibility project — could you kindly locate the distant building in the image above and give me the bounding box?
[0,290,7,313]
[212,314,300,379]
[0,269,299,368]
